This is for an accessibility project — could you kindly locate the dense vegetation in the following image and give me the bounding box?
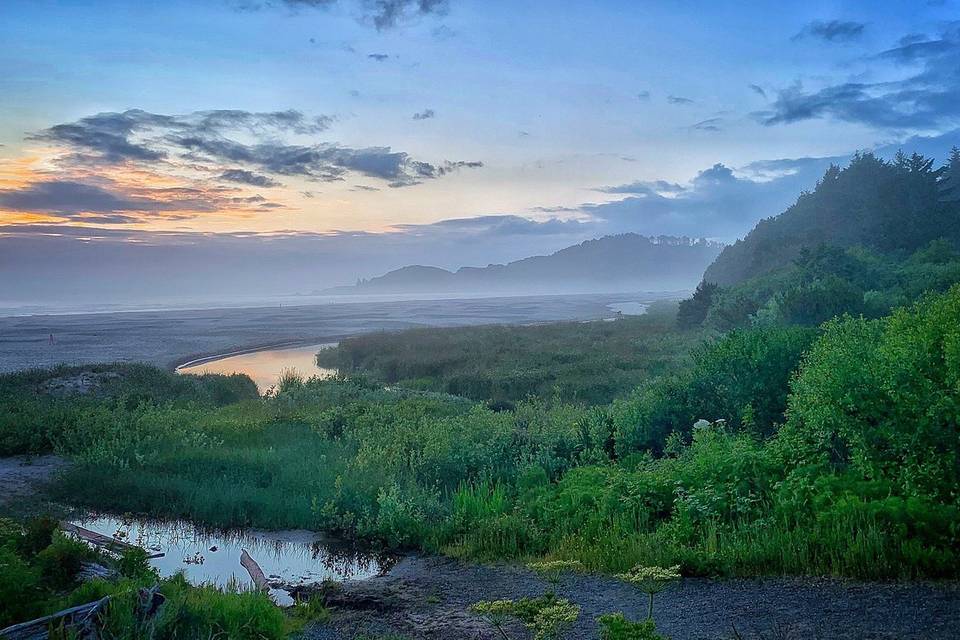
[317,302,700,406]
[704,150,960,287]
[0,363,258,456]
[2,286,956,583]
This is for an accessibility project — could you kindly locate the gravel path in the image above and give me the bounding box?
[302,555,960,640]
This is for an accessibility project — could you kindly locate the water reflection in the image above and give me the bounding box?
[73,514,393,603]
[176,342,338,392]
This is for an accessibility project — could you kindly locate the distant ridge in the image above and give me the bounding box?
[326,234,724,295]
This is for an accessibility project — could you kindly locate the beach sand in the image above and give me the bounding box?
[0,293,655,373]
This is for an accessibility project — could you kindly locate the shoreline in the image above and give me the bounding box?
[0,293,652,374]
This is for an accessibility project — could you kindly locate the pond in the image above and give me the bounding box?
[176,342,338,393]
[71,515,393,605]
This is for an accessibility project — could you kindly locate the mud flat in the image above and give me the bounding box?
[0,293,666,373]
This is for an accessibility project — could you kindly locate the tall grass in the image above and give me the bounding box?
[317,302,699,405]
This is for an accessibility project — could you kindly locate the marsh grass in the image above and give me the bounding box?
[317,302,699,405]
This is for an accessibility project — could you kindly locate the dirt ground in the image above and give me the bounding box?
[302,555,960,640]
[0,455,67,506]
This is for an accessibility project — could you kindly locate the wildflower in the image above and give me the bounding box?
[615,565,681,620]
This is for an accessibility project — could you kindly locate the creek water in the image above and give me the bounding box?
[176,343,338,393]
[71,515,392,605]
[606,301,649,315]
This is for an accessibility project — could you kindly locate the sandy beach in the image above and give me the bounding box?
[0,293,661,373]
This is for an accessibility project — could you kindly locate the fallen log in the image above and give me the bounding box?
[240,549,269,590]
[60,522,164,559]
[0,596,110,640]
[0,585,166,640]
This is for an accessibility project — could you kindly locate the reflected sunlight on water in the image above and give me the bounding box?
[177,343,338,392]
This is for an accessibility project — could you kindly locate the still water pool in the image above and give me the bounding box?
[72,515,392,605]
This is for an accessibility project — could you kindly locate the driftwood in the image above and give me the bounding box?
[77,561,118,582]
[60,522,164,559]
[0,586,165,640]
[240,549,269,590]
[0,596,110,640]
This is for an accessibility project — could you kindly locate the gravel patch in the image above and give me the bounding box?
[0,455,67,505]
[301,555,960,640]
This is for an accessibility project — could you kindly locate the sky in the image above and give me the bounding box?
[1,0,960,307]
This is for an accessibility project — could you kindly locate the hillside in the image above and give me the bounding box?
[331,234,724,295]
[682,150,960,329]
[704,150,960,287]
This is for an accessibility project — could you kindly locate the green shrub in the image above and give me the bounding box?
[117,547,156,580]
[0,547,43,627]
[17,516,57,557]
[35,533,92,590]
[598,614,667,640]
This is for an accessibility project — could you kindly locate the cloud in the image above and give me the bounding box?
[667,95,694,105]
[792,20,866,43]
[596,180,685,196]
[0,176,290,223]
[174,137,479,186]
[30,108,479,189]
[690,117,723,132]
[583,156,842,240]
[232,0,449,31]
[748,84,767,98]
[219,169,283,188]
[32,109,333,164]
[367,53,390,61]
[0,181,159,218]
[412,108,435,120]
[32,111,172,163]
[365,0,449,30]
[759,23,960,131]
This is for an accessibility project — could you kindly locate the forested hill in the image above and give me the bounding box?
[679,150,960,330]
[332,234,723,295]
[704,150,960,287]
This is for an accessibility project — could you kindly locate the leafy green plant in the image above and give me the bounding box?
[117,546,155,580]
[598,613,668,640]
[471,596,580,640]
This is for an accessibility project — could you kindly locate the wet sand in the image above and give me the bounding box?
[0,293,660,373]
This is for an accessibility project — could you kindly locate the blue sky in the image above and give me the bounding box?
[1,0,959,301]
